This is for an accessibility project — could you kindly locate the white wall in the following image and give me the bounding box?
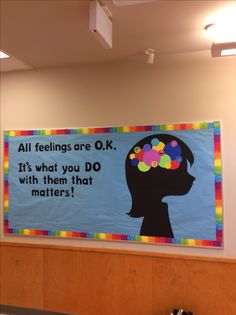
[1,51,236,258]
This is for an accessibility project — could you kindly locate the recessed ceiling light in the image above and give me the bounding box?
[0,50,10,59]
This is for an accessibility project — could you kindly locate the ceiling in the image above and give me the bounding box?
[1,0,236,72]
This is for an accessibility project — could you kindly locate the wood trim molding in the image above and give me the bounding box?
[1,240,235,264]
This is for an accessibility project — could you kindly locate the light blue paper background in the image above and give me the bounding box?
[8,129,216,240]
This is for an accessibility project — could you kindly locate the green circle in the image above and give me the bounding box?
[134,146,140,153]
[138,162,150,172]
[159,154,171,168]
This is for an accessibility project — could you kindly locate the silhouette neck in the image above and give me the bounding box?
[140,202,174,238]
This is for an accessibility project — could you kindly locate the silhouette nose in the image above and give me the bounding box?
[190,175,195,182]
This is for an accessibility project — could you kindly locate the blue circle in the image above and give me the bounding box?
[151,138,159,146]
[175,155,183,163]
[131,158,139,166]
[164,143,182,159]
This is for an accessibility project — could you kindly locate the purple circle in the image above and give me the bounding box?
[143,143,152,152]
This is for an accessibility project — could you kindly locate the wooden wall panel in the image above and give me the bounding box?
[119,254,153,315]
[43,249,80,314]
[0,244,44,309]
[152,257,236,315]
[0,242,236,315]
[44,250,153,315]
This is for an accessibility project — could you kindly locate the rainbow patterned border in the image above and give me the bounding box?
[3,121,223,247]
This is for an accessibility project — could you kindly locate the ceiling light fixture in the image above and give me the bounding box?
[211,42,236,57]
[205,23,236,58]
[144,48,155,64]
[205,23,236,43]
[112,0,154,6]
[0,50,10,59]
[89,1,112,49]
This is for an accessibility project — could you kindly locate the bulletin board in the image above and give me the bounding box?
[4,121,223,247]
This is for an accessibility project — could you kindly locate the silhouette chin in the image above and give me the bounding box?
[127,209,144,218]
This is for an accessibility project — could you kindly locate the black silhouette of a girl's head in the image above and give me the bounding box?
[125,134,195,237]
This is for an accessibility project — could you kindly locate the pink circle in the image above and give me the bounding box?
[171,140,178,147]
[143,149,161,166]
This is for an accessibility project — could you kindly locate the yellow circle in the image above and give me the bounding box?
[165,163,171,169]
